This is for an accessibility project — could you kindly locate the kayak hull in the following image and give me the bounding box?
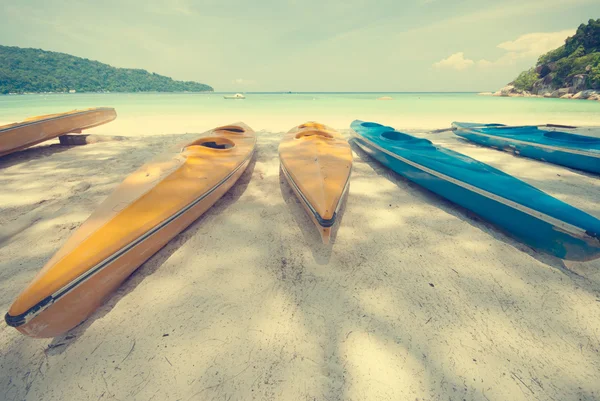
[0,108,117,157]
[6,123,255,338]
[451,122,506,130]
[351,120,600,261]
[279,122,352,244]
[453,125,600,174]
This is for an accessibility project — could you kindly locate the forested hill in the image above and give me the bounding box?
[0,45,213,94]
[506,19,599,97]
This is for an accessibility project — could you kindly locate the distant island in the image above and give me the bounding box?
[494,18,599,101]
[0,45,213,94]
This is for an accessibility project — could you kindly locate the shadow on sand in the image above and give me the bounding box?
[44,154,257,353]
[348,140,584,277]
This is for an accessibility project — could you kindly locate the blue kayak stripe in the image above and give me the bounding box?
[350,131,592,240]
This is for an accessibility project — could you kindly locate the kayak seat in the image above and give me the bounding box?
[543,131,600,143]
[381,131,434,148]
[295,130,334,139]
[381,131,414,141]
[215,125,246,134]
[361,122,383,128]
[185,137,235,151]
[299,122,327,130]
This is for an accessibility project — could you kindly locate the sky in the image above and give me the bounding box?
[1,0,599,91]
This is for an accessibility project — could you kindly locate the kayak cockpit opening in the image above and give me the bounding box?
[215,126,245,134]
[299,122,326,130]
[381,131,414,141]
[185,137,235,151]
[361,122,383,128]
[295,131,334,139]
[543,131,600,143]
[381,131,435,148]
[296,122,336,139]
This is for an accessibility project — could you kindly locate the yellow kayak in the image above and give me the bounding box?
[279,122,352,243]
[0,107,117,157]
[5,123,256,337]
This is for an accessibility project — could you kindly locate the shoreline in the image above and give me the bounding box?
[487,86,600,101]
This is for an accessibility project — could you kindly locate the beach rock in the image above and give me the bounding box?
[536,64,547,76]
[532,74,554,95]
[478,92,493,96]
[588,93,600,101]
[572,74,588,92]
[560,93,573,99]
[498,85,516,96]
[578,90,596,99]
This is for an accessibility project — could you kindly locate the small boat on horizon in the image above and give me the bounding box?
[223,93,246,99]
[351,120,600,261]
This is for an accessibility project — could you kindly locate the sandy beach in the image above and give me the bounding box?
[1,118,600,401]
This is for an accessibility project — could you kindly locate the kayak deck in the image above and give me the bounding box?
[351,120,600,261]
[279,122,352,243]
[6,123,256,337]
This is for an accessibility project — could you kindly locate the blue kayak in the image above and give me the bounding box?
[452,123,600,174]
[351,120,600,261]
[452,122,506,130]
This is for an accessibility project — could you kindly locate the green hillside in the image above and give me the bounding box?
[0,45,213,94]
[511,19,600,93]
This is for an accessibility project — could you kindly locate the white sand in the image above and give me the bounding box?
[1,119,599,401]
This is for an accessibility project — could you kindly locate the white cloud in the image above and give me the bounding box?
[481,29,575,67]
[432,52,475,70]
[437,29,576,71]
[497,29,575,57]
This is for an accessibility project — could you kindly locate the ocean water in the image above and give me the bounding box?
[1,92,599,133]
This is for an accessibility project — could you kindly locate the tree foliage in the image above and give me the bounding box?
[0,45,213,94]
[511,19,600,91]
[512,68,538,91]
[537,19,600,66]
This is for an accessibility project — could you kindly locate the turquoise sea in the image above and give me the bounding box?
[1,92,599,133]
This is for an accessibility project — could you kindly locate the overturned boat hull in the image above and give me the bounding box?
[0,107,117,157]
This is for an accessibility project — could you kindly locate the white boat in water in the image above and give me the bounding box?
[224,93,246,99]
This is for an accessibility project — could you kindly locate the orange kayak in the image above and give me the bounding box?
[5,123,256,338]
[0,107,117,157]
[279,122,352,243]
